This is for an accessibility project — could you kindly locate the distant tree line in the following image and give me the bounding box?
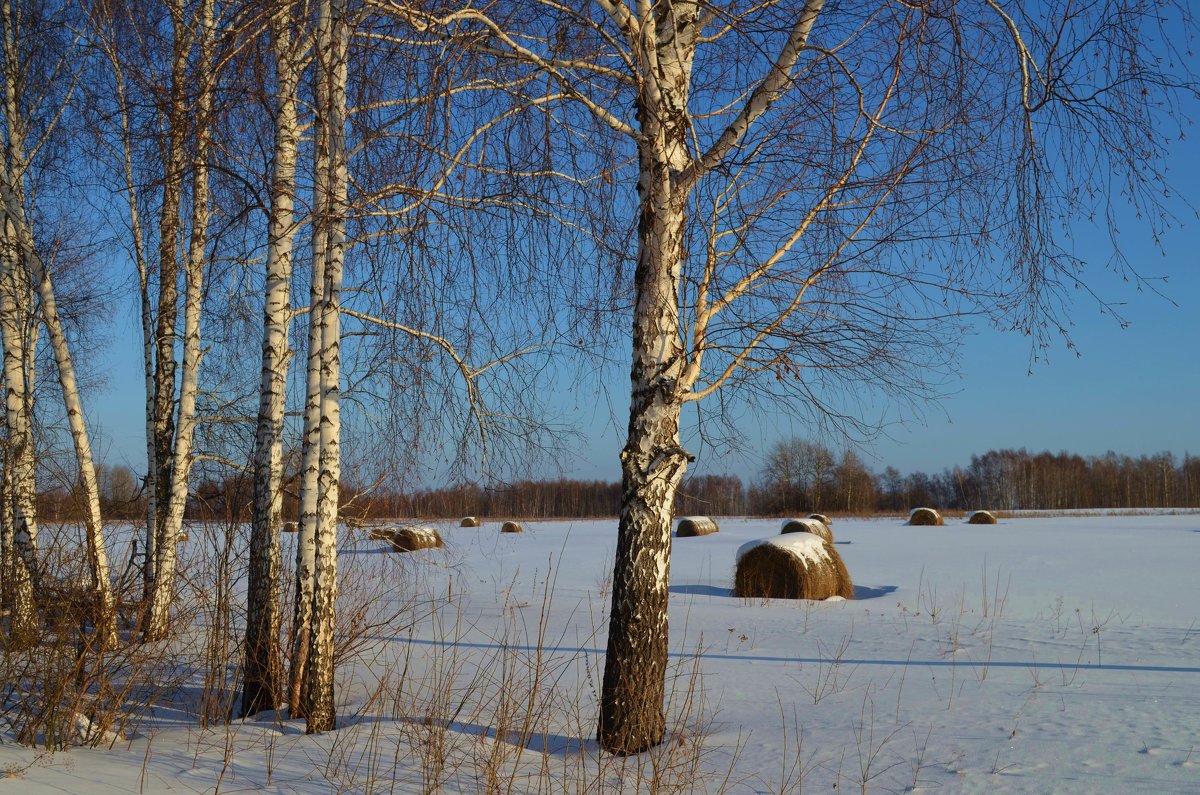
[31,445,1200,523]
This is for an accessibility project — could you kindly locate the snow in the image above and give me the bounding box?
[735,530,830,565]
[5,513,1200,793]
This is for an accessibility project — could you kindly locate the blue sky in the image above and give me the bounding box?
[87,186,1200,483]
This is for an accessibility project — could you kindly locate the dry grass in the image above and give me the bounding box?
[734,536,854,600]
[499,521,524,533]
[676,516,720,537]
[907,508,943,526]
[967,510,998,525]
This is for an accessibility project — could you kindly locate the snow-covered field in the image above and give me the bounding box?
[4,513,1199,793]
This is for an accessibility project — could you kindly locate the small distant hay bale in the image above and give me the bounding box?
[177,532,189,544]
[386,526,444,552]
[460,516,480,527]
[282,522,298,534]
[967,510,997,525]
[500,521,524,533]
[780,517,834,544]
[367,526,396,541]
[676,516,719,537]
[734,535,854,601]
[808,513,832,527]
[907,507,943,526]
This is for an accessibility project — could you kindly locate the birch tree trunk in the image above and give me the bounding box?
[144,0,214,641]
[148,0,191,556]
[20,216,117,643]
[0,248,36,645]
[243,8,301,718]
[597,7,698,750]
[301,0,348,734]
[287,64,329,723]
[0,0,38,639]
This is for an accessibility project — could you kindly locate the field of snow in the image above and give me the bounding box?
[4,513,1199,793]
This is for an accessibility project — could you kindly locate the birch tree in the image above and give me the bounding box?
[242,0,305,719]
[411,0,1196,753]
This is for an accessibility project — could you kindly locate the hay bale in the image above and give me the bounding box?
[967,510,997,525]
[282,522,298,534]
[367,526,396,541]
[500,521,524,533]
[907,507,943,526]
[676,516,719,537]
[460,516,480,527]
[386,526,444,552]
[734,535,854,600]
[780,517,834,544]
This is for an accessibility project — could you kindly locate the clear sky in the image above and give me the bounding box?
[87,173,1200,484]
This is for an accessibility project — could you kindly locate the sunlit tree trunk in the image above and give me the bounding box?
[301,0,348,734]
[0,0,38,644]
[243,6,301,718]
[145,0,214,641]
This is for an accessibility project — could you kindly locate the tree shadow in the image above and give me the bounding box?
[668,584,732,597]
[853,584,899,600]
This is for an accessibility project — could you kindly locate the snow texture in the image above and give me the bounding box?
[5,512,1200,794]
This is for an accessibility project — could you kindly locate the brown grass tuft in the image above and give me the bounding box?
[907,507,943,526]
[734,536,853,600]
[500,521,524,533]
[780,518,833,544]
[675,516,719,537]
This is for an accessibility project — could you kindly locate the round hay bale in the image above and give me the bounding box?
[780,517,833,544]
[459,516,480,527]
[386,526,444,552]
[907,507,943,526]
[734,535,853,600]
[808,513,832,527]
[967,510,997,525]
[500,521,524,533]
[282,522,298,534]
[676,516,719,537]
[367,526,396,541]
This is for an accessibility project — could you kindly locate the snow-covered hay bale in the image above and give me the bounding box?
[500,521,524,533]
[460,516,480,527]
[676,516,719,537]
[734,535,853,600]
[386,526,444,552]
[967,510,998,525]
[908,507,943,526]
[808,513,832,527]
[780,517,834,544]
[367,526,395,541]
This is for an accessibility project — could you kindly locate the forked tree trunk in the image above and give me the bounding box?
[288,65,329,723]
[27,237,117,643]
[243,10,301,718]
[301,0,348,734]
[144,0,213,641]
